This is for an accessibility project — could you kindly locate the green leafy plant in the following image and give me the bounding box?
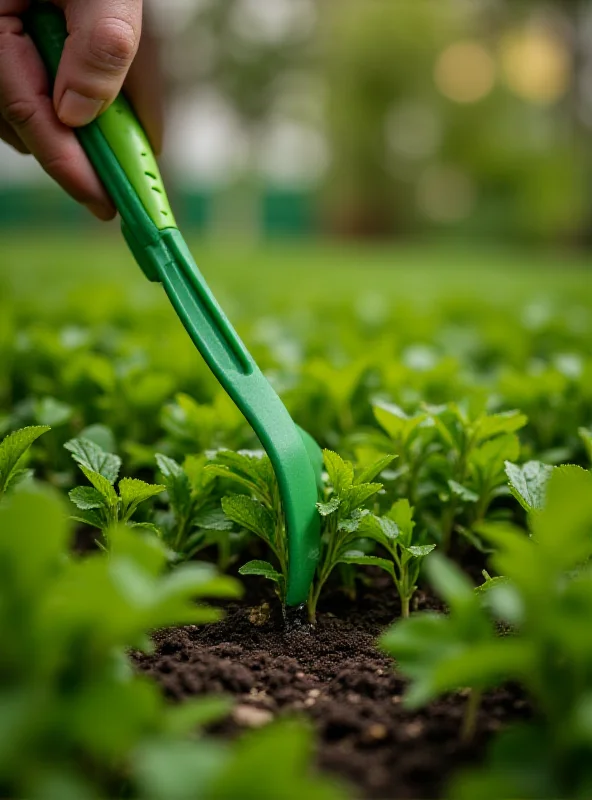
[308,450,435,622]
[427,404,526,550]
[155,452,237,567]
[0,486,235,797]
[0,425,50,500]
[381,465,592,797]
[66,437,165,544]
[208,450,290,601]
[0,485,343,800]
[357,498,436,618]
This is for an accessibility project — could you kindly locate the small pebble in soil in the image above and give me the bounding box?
[232,704,274,728]
[248,603,271,626]
[366,723,389,741]
[404,720,425,739]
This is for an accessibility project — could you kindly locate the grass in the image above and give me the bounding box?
[3,231,591,312]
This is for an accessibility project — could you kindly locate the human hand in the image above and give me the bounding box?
[0,0,163,220]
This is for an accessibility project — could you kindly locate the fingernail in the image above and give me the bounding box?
[58,90,104,127]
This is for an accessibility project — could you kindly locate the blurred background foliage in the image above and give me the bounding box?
[1,0,591,244]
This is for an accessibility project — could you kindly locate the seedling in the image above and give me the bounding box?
[358,499,436,618]
[0,425,50,500]
[427,404,526,550]
[207,449,290,602]
[155,452,237,567]
[307,450,436,622]
[66,437,165,545]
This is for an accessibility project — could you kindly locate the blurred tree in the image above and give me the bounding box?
[320,0,589,243]
[319,0,459,238]
[165,0,315,149]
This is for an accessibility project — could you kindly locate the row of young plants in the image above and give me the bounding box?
[2,391,556,621]
[3,262,592,796]
[3,407,592,797]
[43,400,531,622]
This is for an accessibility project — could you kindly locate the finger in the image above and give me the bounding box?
[124,25,163,154]
[0,117,30,153]
[53,0,142,128]
[0,13,115,219]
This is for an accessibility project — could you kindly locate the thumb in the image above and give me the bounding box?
[53,0,142,127]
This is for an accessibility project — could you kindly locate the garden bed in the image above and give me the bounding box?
[135,574,529,799]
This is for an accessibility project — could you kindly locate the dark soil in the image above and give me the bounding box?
[134,573,530,799]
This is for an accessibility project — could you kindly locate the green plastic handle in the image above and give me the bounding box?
[25,2,322,609]
[25,3,175,231]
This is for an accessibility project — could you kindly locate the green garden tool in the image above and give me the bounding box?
[26,3,322,610]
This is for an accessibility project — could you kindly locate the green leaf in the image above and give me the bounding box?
[239,560,283,584]
[505,460,554,513]
[579,427,592,465]
[337,551,395,579]
[387,499,415,541]
[65,437,121,484]
[163,696,233,737]
[406,544,436,558]
[208,719,346,800]
[207,450,272,501]
[133,739,228,800]
[471,434,520,475]
[448,480,479,504]
[323,450,354,494]
[338,514,363,534]
[0,487,70,590]
[34,397,73,427]
[342,482,382,513]
[222,496,275,545]
[475,411,528,443]
[79,424,116,454]
[355,454,396,485]
[528,465,592,567]
[373,402,426,443]
[69,486,106,511]
[71,510,104,530]
[4,468,33,494]
[156,454,191,516]
[475,574,511,595]
[316,496,340,517]
[80,465,118,506]
[194,508,234,531]
[0,426,50,494]
[357,513,399,549]
[184,454,216,494]
[205,464,260,497]
[119,478,166,521]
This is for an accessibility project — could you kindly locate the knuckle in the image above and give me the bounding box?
[0,16,23,36]
[87,16,138,71]
[1,96,36,128]
[42,148,81,191]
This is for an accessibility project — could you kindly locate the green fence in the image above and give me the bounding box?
[0,186,316,237]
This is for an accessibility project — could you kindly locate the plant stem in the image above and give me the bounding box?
[307,585,318,625]
[218,532,231,572]
[400,594,410,619]
[461,688,482,743]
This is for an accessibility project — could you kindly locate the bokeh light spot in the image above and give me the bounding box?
[435,41,496,104]
[500,27,571,106]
